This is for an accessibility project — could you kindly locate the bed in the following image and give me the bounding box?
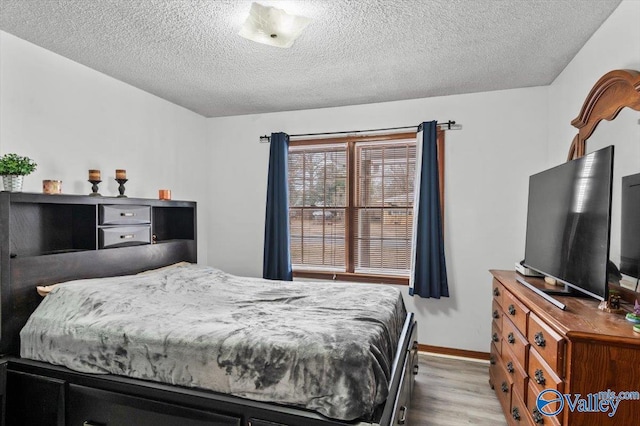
[0,192,418,426]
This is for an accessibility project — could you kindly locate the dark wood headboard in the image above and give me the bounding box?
[0,192,197,355]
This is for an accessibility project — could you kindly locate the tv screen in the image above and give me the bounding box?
[620,172,640,279]
[523,145,614,301]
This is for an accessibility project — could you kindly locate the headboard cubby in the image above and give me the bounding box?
[0,191,197,355]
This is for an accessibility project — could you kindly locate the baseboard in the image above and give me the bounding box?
[418,344,489,361]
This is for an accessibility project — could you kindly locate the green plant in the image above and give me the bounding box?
[0,153,37,176]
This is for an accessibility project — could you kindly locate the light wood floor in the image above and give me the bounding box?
[406,353,508,426]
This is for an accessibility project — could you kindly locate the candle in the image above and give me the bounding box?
[89,169,101,181]
[43,180,62,194]
[116,169,127,180]
[159,189,171,200]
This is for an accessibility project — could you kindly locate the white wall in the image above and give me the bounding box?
[547,0,640,163]
[0,31,210,261]
[206,87,549,352]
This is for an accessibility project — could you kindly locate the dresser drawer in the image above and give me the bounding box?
[503,290,529,336]
[528,347,563,394]
[68,384,241,426]
[526,348,563,426]
[6,371,65,426]
[492,300,503,331]
[509,386,536,426]
[502,317,529,370]
[489,341,501,388]
[492,321,502,355]
[495,359,514,417]
[527,313,565,375]
[526,381,562,426]
[100,204,151,225]
[389,347,412,426]
[493,279,505,308]
[501,343,527,405]
[99,226,151,248]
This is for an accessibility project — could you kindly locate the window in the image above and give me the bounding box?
[288,131,443,284]
[288,142,347,271]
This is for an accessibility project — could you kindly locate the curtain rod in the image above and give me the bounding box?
[258,120,460,143]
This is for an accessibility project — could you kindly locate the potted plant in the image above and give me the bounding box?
[0,153,37,192]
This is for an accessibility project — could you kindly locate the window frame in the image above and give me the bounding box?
[289,130,445,285]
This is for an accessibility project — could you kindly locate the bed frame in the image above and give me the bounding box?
[0,192,418,426]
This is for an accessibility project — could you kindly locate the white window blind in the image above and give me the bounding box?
[288,136,417,280]
[289,143,347,270]
[355,141,416,275]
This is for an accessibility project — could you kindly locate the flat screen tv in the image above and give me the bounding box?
[621,172,640,280]
[522,145,614,305]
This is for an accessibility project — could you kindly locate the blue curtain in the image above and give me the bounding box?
[263,132,293,281]
[409,121,449,298]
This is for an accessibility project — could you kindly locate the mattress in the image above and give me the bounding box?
[20,263,407,421]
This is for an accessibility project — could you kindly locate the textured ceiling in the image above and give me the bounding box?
[0,0,622,118]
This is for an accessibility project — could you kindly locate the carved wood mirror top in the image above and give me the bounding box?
[567,69,640,160]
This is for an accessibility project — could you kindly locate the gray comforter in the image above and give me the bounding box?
[20,264,407,421]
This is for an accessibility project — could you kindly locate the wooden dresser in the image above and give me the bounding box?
[489,270,640,426]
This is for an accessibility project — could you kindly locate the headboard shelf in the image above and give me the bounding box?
[0,191,197,355]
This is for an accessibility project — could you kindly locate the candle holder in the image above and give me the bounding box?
[116,178,128,198]
[88,179,102,196]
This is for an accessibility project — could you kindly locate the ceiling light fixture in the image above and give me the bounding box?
[238,2,311,49]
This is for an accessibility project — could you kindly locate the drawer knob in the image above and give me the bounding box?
[534,368,546,385]
[413,364,419,375]
[506,361,514,373]
[507,332,515,344]
[490,356,496,365]
[532,408,545,424]
[492,333,499,343]
[397,405,407,425]
[511,407,521,421]
[120,212,135,217]
[508,304,516,315]
[493,310,500,319]
[534,331,546,347]
[493,287,500,296]
[120,234,135,239]
[501,382,509,393]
